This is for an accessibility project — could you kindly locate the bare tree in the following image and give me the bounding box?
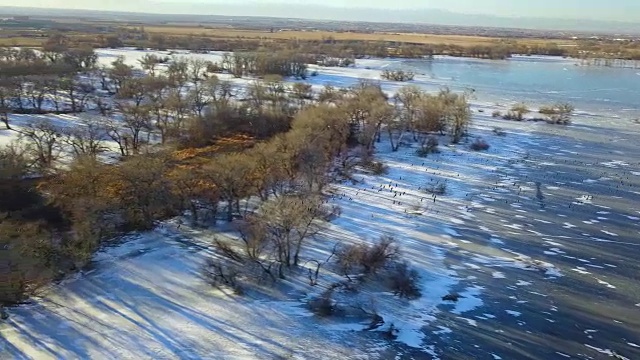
[62,117,107,159]
[169,166,218,225]
[117,78,148,107]
[116,102,153,154]
[116,154,177,229]
[108,56,133,94]
[289,82,313,108]
[446,93,471,144]
[75,82,96,112]
[415,94,447,139]
[25,76,51,113]
[188,58,208,84]
[160,88,189,141]
[205,76,235,110]
[167,57,189,91]
[204,153,254,222]
[146,76,174,143]
[10,78,27,113]
[92,96,112,117]
[345,82,390,150]
[186,83,208,120]
[394,85,423,140]
[0,79,14,129]
[59,77,95,113]
[255,194,337,268]
[17,119,63,171]
[105,116,129,157]
[138,54,162,76]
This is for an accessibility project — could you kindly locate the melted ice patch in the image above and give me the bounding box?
[433,326,453,335]
[601,160,630,168]
[444,228,461,237]
[451,286,483,315]
[492,271,506,279]
[585,344,630,359]
[458,317,478,327]
[490,237,505,245]
[571,266,591,275]
[595,278,616,289]
[601,230,619,237]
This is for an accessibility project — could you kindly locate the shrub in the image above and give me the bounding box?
[470,138,490,151]
[381,69,415,82]
[0,271,29,306]
[492,110,502,118]
[492,127,507,136]
[388,261,421,299]
[506,103,530,121]
[201,258,243,294]
[360,236,399,274]
[336,244,363,277]
[336,236,400,276]
[415,136,440,157]
[317,57,354,67]
[308,288,336,317]
[539,103,574,124]
[363,160,389,175]
[382,323,399,340]
[415,147,430,157]
[206,62,224,73]
[424,181,447,195]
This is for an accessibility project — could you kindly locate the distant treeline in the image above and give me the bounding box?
[101,30,640,61]
[16,30,640,64]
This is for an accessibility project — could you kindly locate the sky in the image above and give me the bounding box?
[1,0,640,23]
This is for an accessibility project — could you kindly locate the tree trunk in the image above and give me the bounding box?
[1,114,9,130]
[190,201,199,225]
[226,201,233,222]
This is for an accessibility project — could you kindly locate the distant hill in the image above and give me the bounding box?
[1,3,639,34]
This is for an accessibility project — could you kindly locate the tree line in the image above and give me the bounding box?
[0,37,473,308]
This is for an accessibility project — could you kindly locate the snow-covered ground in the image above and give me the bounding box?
[0,48,544,156]
[1,48,603,359]
[0,117,561,359]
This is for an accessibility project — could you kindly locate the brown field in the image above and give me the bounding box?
[140,25,576,47]
[0,37,45,47]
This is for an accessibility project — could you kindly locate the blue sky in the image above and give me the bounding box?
[2,0,639,22]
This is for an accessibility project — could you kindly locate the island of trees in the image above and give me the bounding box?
[1,40,481,311]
